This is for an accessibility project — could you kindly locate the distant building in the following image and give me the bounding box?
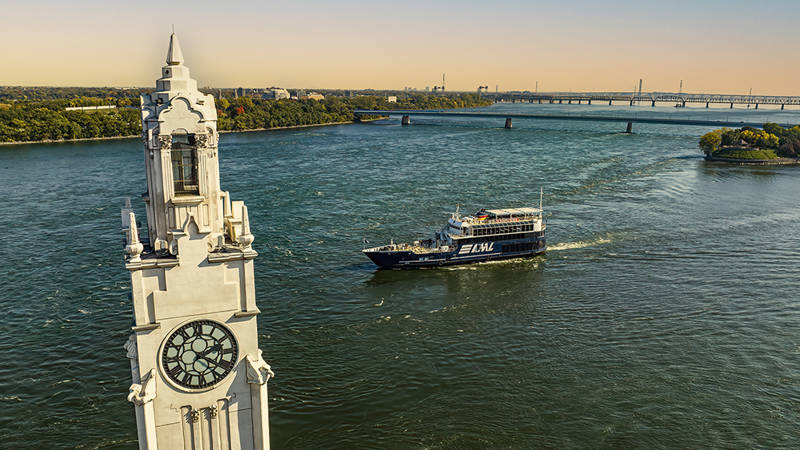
[387,96,397,103]
[236,87,244,98]
[299,92,324,101]
[65,105,116,111]
[262,87,290,100]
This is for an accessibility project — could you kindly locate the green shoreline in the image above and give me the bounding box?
[0,117,387,146]
[705,155,800,165]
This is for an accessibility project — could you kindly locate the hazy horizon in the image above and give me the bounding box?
[3,0,799,95]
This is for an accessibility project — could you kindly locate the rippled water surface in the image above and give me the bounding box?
[1,104,799,448]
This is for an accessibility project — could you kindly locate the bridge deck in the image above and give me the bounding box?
[485,92,800,105]
[354,110,789,128]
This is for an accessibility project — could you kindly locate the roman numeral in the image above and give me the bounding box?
[218,360,233,371]
[168,365,183,379]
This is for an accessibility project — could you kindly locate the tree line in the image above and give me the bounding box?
[0,92,492,143]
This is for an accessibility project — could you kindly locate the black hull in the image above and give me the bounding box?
[364,245,546,269]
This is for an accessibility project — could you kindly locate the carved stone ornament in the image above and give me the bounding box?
[124,335,138,360]
[128,369,157,406]
[194,133,211,149]
[245,350,275,385]
[158,134,172,150]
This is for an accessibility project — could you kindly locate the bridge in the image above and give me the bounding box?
[483,92,800,109]
[353,109,790,133]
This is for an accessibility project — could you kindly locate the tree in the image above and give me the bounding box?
[777,138,800,157]
[763,122,783,136]
[699,130,721,155]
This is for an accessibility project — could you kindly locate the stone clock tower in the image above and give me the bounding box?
[121,33,273,450]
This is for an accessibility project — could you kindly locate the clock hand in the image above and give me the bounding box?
[194,353,220,365]
[197,344,222,358]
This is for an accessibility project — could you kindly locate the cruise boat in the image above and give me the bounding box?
[363,206,546,269]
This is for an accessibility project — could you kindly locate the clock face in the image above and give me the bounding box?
[161,320,238,390]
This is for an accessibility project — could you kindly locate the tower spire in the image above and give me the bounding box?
[166,32,184,66]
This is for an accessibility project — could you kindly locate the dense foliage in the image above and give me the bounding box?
[0,102,140,142]
[0,91,491,143]
[714,148,779,160]
[698,123,800,159]
[0,86,147,102]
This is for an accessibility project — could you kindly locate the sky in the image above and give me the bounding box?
[2,0,799,95]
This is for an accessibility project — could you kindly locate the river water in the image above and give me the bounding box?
[0,103,798,448]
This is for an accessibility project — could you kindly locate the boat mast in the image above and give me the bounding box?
[539,187,543,211]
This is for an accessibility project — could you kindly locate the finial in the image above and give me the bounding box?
[126,211,144,262]
[224,192,232,217]
[237,205,254,250]
[166,32,184,66]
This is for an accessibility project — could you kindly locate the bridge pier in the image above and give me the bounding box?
[538,99,542,104]
[730,102,734,109]
[706,102,709,108]
[652,100,656,107]
[755,103,759,110]
[505,118,512,129]
[630,100,635,106]
[549,99,554,104]
[351,109,779,131]
[588,99,592,105]
[609,100,612,106]
[568,100,572,104]
[401,115,411,126]
[782,104,785,110]
[559,99,563,104]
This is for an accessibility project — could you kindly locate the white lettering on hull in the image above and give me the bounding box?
[458,242,494,255]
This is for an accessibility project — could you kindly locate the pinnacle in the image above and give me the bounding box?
[166,33,184,66]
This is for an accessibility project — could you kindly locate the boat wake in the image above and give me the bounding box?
[548,238,611,251]
[441,258,541,270]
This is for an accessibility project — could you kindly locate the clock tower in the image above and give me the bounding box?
[121,33,273,450]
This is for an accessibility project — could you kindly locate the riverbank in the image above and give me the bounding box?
[0,92,490,144]
[0,134,139,146]
[705,155,800,165]
[703,145,800,165]
[0,117,387,146]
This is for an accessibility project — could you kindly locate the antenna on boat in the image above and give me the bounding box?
[539,187,543,211]
[455,204,460,219]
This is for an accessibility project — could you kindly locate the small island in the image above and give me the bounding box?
[699,123,800,165]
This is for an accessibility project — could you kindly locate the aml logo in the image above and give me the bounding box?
[458,242,495,255]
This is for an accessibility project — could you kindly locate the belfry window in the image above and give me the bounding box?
[171,132,199,195]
